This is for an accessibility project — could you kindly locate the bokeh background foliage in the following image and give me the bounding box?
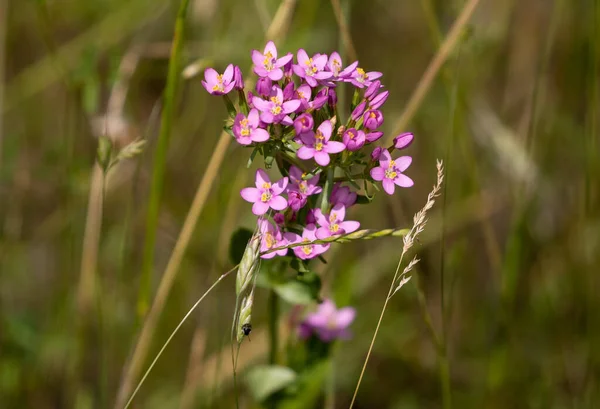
[1,0,599,408]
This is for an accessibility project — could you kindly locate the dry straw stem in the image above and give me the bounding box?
[386,0,482,144]
[114,1,297,407]
[330,0,357,61]
[349,160,444,409]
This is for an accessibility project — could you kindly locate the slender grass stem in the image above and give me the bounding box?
[348,253,406,409]
[268,289,279,365]
[138,0,192,319]
[123,265,238,409]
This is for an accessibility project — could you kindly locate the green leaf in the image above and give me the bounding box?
[229,228,254,265]
[355,194,373,204]
[274,280,315,305]
[247,146,259,168]
[245,365,297,402]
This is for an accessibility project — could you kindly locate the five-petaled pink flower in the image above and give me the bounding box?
[258,218,288,259]
[314,204,360,239]
[297,120,345,166]
[252,86,300,125]
[345,67,383,88]
[284,224,330,260]
[298,299,356,342]
[326,52,358,81]
[232,109,270,145]
[201,64,235,95]
[288,166,322,196]
[370,150,414,195]
[252,41,293,81]
[293,50,333,87]
[241,169,289,215]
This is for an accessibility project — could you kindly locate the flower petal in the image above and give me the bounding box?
[331,203,346,221]
[222,64,234,82]
[370,167,385,181]
[264,41,277,58]
[314,151,330,166]
[313,209,329,227]
[395,156,412,172]
[252,96,272,112]
[382,178,395,195]
[297,146,315,160]
[317,120,332,140]
[269,195,288,211]
[379,149,392,168]
[240,187,260,202]
[315,227,331,240]
[255,169,270,188]
[251,128,270,142]
[297,49,309,65]
[271,177,288,195]
[282,99,301,113]
[268,69,283,81]
[204,68,218,84]
[335,307,356,328]
[252,50,265,67]
[394,174,414,188]
[339,220,360,234]
[252,201,270,215]
[324,141,345,154]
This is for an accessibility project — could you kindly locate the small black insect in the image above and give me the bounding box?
[242,323,252,337]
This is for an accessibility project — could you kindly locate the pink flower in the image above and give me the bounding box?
[241,169,289,215]
[288,166,322,196]
[345,67,383,88]
[314,204,360,239]
[369,150,414,194]
[232,109,270,145]
[284,224,330,260]
[298,299,356,342]
[258,219,287,259]
[293,49,333,87]
[326,52,358,81]
[330,183,357,207]
[297,120,345,166]
[252,86,300,125]
[252,41,293,81]
[201,65,235,95]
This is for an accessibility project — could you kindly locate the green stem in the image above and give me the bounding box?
[268,289,279,365]
[138,0,192,319]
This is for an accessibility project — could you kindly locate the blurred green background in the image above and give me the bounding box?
[1,0,599,408]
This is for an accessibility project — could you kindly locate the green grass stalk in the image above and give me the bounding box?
[138,0,192,319]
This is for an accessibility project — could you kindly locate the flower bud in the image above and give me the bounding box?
[288,191,307,212]
[312,88,328,110]
[283,81,295,100]
[364,80,381,99]
[365,131,384,142]
[255,77,272,97]
[294,113,314,135]
[393,132,414,150]
[351,100,366,121]
[371,146,384,161]
[363,110,384,130]
[328,88,338,107]
[369,90,389,110]
[234,66,244,90]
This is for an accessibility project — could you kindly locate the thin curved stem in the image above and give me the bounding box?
[123,265,238,409]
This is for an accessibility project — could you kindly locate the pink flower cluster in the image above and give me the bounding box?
[202,41,417,260]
